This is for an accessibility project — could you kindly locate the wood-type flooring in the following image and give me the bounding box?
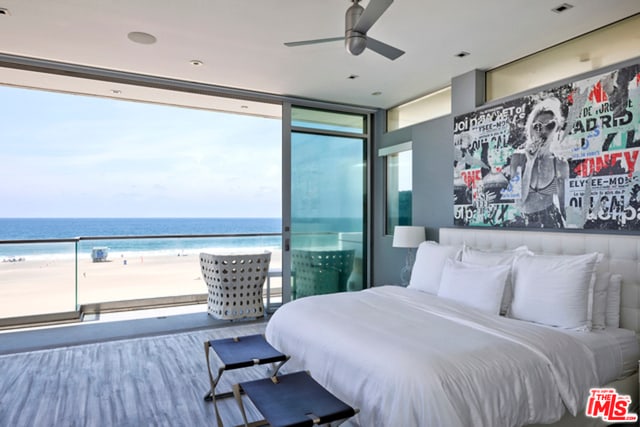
[0,322,276,426]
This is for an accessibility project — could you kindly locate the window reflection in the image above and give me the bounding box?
[386,150,412,234]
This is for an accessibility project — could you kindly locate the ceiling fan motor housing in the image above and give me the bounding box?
[345,0,366,55]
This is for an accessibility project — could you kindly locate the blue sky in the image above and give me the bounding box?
[0,86,282,218]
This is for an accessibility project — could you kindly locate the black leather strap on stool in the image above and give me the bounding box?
[209,334,288,370]
[234,371,357,427]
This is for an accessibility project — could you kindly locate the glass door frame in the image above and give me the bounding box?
[281,101,373,305]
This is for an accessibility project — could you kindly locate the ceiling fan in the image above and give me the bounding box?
[284,0,405,60]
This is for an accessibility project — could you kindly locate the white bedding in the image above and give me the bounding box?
[543,326,639,386]
[610,327,640,378]
[266,286,607,427]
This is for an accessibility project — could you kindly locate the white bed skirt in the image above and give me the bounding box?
[527,372,638,427]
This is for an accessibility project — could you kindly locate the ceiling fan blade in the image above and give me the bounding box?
[353,0,394,34]
[366,37,404,60]
[284,36,344,47]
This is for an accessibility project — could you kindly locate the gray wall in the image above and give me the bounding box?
[373,113,454,285]
[372,69,483,285]
[371,57,640,286]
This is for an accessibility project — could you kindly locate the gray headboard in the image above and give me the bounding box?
[439,227,640,334]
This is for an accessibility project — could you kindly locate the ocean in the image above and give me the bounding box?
[0,218,282,260]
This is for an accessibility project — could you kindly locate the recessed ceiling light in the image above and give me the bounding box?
[371,91,382,96]
[0,8,10,16]
[240,105,249,109]
[190,59,204,66]
[578,53,590,63]
[455,51,470,58]
[110,89,122,95]
[552,3,573,13]
[127,31,157,45]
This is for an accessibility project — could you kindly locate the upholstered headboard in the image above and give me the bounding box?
[439,227,640,334]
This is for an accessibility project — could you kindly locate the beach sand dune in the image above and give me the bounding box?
[0,250,282,319]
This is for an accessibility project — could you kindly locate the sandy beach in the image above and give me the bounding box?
[0,250,282,319]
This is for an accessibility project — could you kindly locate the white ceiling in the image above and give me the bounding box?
[0,0,638,112]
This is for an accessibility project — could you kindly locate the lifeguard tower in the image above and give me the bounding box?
[91,247,109,262]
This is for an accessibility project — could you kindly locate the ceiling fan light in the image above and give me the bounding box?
[346,35,367,56]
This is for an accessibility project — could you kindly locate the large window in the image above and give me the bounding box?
[0,82,283,319]
[0,61,375,324]
[288,106,369,299]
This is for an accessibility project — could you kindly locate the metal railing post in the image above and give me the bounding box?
[74,240,79,311]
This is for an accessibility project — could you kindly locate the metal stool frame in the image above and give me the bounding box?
[204,334,289,427]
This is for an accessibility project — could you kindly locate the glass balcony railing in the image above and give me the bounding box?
[0,233,282,326]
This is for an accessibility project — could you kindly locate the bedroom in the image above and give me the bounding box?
[1,1,640,426]
[267,46,640,423]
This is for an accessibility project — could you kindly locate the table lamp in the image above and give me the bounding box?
[392,225,426,286]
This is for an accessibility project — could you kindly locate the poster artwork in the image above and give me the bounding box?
[453,62,640,229]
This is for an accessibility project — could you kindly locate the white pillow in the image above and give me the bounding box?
[437,259,510,315]
[606,274,622,328]
[408,241,461,294]
[591,271,611,330]
[509,252,600,330]
[460,245,532,315]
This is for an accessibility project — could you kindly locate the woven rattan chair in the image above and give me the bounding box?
[200,251,271,320]
[291,249,355,299]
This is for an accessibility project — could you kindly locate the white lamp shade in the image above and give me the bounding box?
[392,226,426,248]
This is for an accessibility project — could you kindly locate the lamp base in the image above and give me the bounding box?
[400,265,412,286]
[400,248,415,286]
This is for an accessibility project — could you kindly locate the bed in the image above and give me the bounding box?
[266,228,640,427]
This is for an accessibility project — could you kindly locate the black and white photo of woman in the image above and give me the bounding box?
[510,97,569,228]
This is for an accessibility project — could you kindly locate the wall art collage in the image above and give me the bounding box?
[453,62,640,229]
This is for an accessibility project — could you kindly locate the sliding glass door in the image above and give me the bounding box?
[284,106,368,301]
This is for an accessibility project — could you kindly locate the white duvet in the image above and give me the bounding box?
[265,286,601,427]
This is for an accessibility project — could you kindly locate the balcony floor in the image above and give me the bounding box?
[0,304,268,355]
